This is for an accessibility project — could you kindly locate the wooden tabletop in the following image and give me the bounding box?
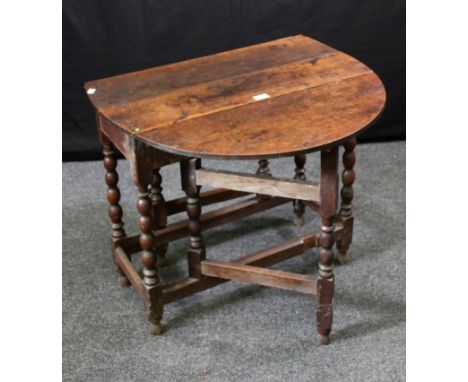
[86,35,385,159]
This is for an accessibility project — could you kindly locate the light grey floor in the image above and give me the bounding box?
[63,141,405,382]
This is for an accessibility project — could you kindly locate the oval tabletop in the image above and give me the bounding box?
[85,35,386,159]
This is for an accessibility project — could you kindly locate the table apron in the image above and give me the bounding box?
[195,168,320,202]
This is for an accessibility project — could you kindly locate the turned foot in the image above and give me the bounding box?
[336,251,350,265]
[293,214,304,226]
[149,322,166,335]
[118,275,131,287]
[317,334,331,345]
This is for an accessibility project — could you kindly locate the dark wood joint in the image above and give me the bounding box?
[143,286,165,335]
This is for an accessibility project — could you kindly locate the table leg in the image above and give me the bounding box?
[123,139,165,335]
[293,154,307,226]
[136,181,164,335]
[101,135,130,287]
[256,159,272,200]
[336,138,357,265]
[256,159,271,177]
[181,158,205,278]
[316,147,338,345]
[150,168,169,266]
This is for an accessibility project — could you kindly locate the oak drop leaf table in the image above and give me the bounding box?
[85,35,385,344]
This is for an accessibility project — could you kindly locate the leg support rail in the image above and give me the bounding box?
[161,224,343,304]
[201,260,317,295]
[195,168,320,202]
[114,246,146,299]
[120,196,289,254]
[165,188,248,215]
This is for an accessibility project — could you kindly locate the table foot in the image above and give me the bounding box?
[336,251,350,265]
[317,334,331,345]
[293,214,304,226]
[149,322,166,335]
[118,276,131,288]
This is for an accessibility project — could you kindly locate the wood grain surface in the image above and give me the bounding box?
[86,35,385,159]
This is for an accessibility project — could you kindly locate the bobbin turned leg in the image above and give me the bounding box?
[136,182,165,335]
[316,147,339,345]
[336,138,357,265]
[125,139,165,335]
[293,154,307,226]
[101,135,130,287]
[150,168,168,267]
[181,158,205,278]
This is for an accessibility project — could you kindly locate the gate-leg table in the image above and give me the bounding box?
[86,35,385,344]
[96,116,308,287]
